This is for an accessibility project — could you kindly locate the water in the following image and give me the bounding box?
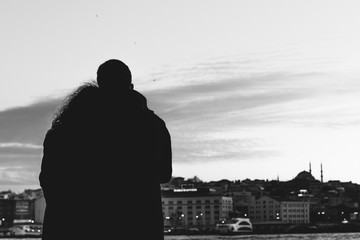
[2,233,360,240]
[165,233,360,240]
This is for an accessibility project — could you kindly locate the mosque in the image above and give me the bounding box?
[294,162,324,183]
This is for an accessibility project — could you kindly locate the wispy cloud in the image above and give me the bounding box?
[146,65,360,129]
[0,142,42,149]
[0,97,61,190]
[142,61,360,182]
[0,98,61,144]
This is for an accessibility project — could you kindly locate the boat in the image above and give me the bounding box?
[10,224,42,237]
[216,217,253,234]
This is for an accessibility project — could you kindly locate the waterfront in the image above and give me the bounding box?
[164,233,360,239]
[0,233,360,239]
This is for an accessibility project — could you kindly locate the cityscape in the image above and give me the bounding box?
[161,163,360,234]
[0,164,359,236]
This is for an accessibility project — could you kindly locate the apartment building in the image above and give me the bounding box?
[34,196,46,224]
[232,191,254,215]
[248,196,281,223]
[249,196,310,224]
[281,201,310,223]
[161,188,233,228]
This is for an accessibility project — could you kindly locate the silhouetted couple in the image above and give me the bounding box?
[39,59,172,240]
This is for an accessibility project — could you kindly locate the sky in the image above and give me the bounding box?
[1,0,360,192]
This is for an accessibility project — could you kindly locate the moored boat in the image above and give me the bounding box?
[216,217,253,234]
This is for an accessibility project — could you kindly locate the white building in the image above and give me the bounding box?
[249,196,310,224]
[161,188,233,228]
[34,196,46,224]
[281,201,310,223]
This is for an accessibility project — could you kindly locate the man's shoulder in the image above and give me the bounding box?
[150,112,166,126]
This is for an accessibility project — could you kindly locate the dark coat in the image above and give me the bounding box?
[39,89,172,240]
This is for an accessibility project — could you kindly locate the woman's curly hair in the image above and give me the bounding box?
[51,81,100,128]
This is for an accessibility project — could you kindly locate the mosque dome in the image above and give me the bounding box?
[295,171,316,181]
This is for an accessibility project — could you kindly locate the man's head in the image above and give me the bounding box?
[96,59,132,91]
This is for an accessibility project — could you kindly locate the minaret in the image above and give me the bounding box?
[320,163,323,183]
[309,162,312,175]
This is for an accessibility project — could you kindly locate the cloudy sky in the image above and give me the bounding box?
[1,0,360,192]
